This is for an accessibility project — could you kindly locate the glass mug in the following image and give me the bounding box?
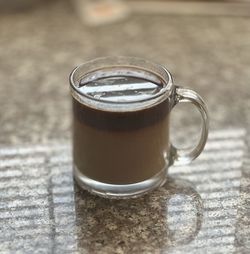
[70,56,209,198]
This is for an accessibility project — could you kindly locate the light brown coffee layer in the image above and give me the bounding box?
[73,114,170,184]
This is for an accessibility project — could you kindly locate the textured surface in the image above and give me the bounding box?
[0,129,246,253]
[0,0,250,253]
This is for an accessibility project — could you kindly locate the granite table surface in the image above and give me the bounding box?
[0,1,250,253]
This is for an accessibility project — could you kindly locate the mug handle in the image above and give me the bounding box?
[170,86,209,166]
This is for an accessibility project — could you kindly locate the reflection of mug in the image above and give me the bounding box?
[74,178,203,252]
[70,56,209,198]
[163,178,203,246]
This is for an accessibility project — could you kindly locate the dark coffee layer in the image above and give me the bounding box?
[73,98,171,131]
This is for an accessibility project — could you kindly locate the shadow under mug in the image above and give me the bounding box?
[70,56,209,198]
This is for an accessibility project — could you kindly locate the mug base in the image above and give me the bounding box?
[73,165,168,199]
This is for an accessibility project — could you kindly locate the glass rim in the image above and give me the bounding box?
[69,56,174,112]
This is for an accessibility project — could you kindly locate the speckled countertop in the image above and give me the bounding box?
[0,1,250,253]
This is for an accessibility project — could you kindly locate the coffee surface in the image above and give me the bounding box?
[78,76,163,103]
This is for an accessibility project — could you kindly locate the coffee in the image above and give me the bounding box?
[73,75,171,184]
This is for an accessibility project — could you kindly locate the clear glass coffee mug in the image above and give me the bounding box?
[70,56,209,199]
